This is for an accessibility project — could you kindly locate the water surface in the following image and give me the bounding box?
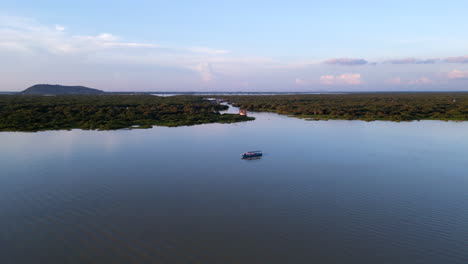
[1,107,468,263]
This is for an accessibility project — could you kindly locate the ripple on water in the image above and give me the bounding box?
[2,110,468,263]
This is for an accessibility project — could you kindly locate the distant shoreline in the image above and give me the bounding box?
[3,93,468,132]
[4,91,468,95]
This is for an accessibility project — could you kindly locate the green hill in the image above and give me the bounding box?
[22,84,104,95]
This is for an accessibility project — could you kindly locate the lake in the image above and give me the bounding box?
[1,105,468,263]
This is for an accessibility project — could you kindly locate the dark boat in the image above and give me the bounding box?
[241,151,263,159]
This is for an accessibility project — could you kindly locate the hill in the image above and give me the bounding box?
[22,84,104,95]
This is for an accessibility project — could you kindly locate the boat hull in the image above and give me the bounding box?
[241,153,263,159]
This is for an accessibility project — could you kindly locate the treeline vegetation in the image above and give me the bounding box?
[222,93,468,121]
[0,95,253,131]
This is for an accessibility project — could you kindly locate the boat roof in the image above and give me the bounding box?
[245,150,262,153]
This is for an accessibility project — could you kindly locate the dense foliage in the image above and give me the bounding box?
[0,95,253,131]
[223,93,468,121]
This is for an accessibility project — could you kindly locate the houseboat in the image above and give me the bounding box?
[241,151,263,159]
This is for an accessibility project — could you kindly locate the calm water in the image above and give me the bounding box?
[1,106,468,263]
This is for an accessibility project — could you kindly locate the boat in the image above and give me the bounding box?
[241,150,263,159]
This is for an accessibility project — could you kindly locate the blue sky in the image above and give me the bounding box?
[2,0,468,91]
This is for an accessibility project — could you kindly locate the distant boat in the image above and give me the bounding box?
[241,151,263,159]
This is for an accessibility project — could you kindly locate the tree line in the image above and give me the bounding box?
[222,93,468,121]
[0,95,253,131]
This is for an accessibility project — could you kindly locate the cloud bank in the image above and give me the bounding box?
[320,73,362,85]
[445,56,468,63]
[448,69,468,79]
[2,15,468,91]
[384,58,439,64]
[323,58,368,66]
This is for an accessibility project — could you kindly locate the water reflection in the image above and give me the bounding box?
[241,156,263,160]
[1,105,468,263]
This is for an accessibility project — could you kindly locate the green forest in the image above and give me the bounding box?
[222,93,468,121]
[0,95,253,131]
[3,93,468,132]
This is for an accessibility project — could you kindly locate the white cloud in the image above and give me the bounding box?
[339,74,362,85]
[319,75,335,85]
[295,78,305,85]
[323,58,368,66]
[96,33,117,41]
[387,76,434,85]
[445,56,468,64]
[189,47,230,55]
[386,77,402,85]
[448,69,468,79]
[193,62,214,82]
[0,17,162,56]
[408,77,434,85]
[320,73,362,85]
[55,25,65,31]
[0,15,236,63]
[4,15,468,92]
[384,58,439,64]
[0,15,248,83]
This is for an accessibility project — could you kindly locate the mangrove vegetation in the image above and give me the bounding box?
[222,93,468,121]
[0,95,254,131]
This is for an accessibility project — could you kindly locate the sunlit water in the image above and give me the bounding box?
[1,106,468,263]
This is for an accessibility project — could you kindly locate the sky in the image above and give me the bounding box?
[1,0,468,92]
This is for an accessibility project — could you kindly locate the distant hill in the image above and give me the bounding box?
[22,84,104,95]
